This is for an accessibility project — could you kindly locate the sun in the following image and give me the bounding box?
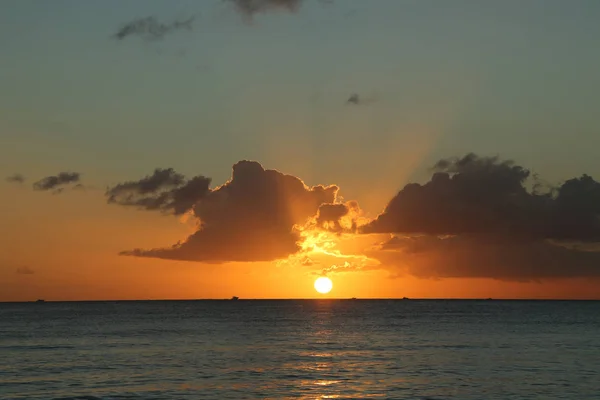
[314,277,333,294]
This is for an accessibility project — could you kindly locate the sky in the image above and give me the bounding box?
[1,0,600,301]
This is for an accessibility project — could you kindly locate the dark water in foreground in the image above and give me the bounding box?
[1,300,599,399]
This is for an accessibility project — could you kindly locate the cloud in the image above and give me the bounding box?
[16,266,35,275]
[316,203,348,229]
[122,160,338,262]
[106,168,211,215]
[106,153,600,281]
[316,260,380,276]
[371,234,600,281]
[114,16,195,41]
[226,0,304,18]
[33,172,81,192]
[363,153,600,242]
[356,153,600,281]
[6,174,25,184]
[313,201,363,232]
[346,93,378,106]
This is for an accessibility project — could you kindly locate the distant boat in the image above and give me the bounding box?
[402,297,410,300]
[35,299,45,303]
[230,296,239,301]
[351,297,357,300]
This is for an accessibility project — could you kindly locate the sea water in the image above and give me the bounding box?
[1,300,599,399]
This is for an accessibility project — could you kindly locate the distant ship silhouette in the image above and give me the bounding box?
[35,299,45,303]
[230,296,239,301]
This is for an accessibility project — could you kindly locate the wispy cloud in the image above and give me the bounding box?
[33,172,81,193]
[114,16,195,41]
[16,266,35,275]
[6,173,25,184]
[106,168,211,215]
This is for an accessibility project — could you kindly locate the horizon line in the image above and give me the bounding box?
[2,297,600,303]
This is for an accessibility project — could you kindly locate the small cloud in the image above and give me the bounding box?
[346,93,377,106]
[313,259,380,276]
[347,93,360,104]
[114,16,195,41]
[318,261,358,275]
[226,0,333,21]
[6,173,25,184]
[301,257,315,266]
[226,0,304,19]
[16,266,35,275]
[33,172,81,192]
[312,201,363,233]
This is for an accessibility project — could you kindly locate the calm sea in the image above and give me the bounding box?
[1,300,599,399]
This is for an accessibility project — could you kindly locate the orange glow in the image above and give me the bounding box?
[2,164,600,302]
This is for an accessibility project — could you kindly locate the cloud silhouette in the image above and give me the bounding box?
[16,266,35,275]
[6,174,25,184]
[33,172,81,192]
[372,234,600,281]
[114,16,195,41]
[106,168,211,215]
[317,203,348,224]
[313,201,362,233]
[122,160,338,262]
[363,153,600,242]
[358,153,600,281]
[106,153,600,280]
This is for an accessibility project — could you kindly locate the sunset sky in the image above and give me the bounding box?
[2,0,600,301]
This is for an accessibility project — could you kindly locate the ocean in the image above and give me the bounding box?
[1,300,599,399]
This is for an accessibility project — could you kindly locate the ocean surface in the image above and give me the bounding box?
[1,300,599,399]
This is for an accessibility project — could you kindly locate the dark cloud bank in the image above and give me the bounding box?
[363,153,600,281]
[364,153,600,241]
[107,154,600,281]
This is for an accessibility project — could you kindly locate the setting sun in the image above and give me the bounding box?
[314,277,333,294]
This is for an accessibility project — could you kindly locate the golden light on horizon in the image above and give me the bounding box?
[314,276,333,294]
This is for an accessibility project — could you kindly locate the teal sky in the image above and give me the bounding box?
[2,0,600,214]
